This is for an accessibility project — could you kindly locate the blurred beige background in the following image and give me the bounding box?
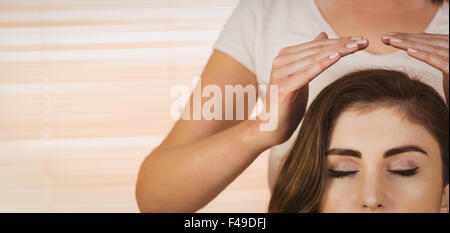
[0,0,270,212]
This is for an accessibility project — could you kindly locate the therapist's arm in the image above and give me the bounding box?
[135,50,270,212]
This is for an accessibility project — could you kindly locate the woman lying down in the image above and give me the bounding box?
[269,69,449,213]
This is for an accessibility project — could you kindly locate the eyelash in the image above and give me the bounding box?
[328,167,419,178]
[388,167,419,177]
[328,169,359,178]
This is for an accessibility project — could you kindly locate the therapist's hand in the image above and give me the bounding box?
[259,32,368,146]
[381,32,449,104]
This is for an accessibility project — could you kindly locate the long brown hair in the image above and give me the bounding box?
[268,69,449,213]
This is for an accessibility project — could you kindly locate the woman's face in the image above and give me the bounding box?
[320,106,448,213]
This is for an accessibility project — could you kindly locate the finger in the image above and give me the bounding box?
[283,51,341,92]
[382,33,449,49]
[274,38,368,77]
[384,32,449,40]
[314,32,329,41]
[407,47,449,74]
[279,35,363,55]
[407,36,449,49]
[387,37,449,58]
[382,34,449,49]
[286,38,369,88]
[273,39,362,68]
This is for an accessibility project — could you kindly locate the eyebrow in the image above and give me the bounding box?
[326,145,428,158]
[383,145,428,158]
[326,148,361,158]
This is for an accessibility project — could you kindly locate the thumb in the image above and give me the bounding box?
[314,32,328,41]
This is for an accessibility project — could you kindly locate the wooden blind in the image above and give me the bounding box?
[0,0,270,212]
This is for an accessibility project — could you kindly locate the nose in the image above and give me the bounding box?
[362,198,383,211]
[359,171,386,212]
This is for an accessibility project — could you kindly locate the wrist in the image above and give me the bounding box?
[240,119,278,150]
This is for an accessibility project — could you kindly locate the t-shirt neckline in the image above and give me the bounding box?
[307,0,444,57]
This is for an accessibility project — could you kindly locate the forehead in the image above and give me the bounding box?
[327,106,440,156]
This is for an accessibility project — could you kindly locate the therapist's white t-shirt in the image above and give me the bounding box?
[213,0,450,188]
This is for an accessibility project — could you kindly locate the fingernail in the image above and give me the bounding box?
[329,52,340,59]
[356,39,368,44]
[390,38,403,43]
[382,35,393,40]
[384,32,396,35]
[346,42,358,48]
[408,48,418,53]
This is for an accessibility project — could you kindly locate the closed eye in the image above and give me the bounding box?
[388,167,419,177]
[328,169,359,178]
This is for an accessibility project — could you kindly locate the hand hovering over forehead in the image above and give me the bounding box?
[381,32,449,105]
[260,32,368,146]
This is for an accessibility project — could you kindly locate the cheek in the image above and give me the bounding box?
[320,178,359,212]
[387,173,443,212]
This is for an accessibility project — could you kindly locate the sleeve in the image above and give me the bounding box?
[213,0,259,74]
